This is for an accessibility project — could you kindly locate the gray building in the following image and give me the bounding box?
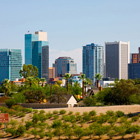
[82,43,104,81]
[54,57,77,77]
[105,41,130,80]
[128,63,140,79]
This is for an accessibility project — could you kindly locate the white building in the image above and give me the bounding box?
[105,41,130,80]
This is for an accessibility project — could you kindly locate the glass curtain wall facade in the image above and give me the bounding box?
[32,41,49,81]
[25,31,49,81]
[0,49,22,82]
[83,43,104,81]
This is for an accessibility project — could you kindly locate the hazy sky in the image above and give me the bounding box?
[0,0,140,73]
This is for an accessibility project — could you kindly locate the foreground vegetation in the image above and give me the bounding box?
[1,105,140,139]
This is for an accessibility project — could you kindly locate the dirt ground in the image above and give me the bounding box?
[1,105,140,140]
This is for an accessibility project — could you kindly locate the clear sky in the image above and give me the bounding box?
[0,0,140,73]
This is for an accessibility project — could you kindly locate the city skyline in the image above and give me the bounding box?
[1,0,140,73]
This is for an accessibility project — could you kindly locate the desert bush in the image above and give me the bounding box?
[22,108,33,113]
[16,124,26,136]
[39,109,45,114]
[106,110,115,117]
[33,109,38,114]
[83,114,91,122]
[83,111,88,116]
[89,110,96,116]
[115,110,124,117]
[131,116,139,122]
[29,129,38,139]
[39,113,47,123]
[108,117,118,126]
[18,112,26,118]
[12,105,23,111]
[39,132,45,139]
[53,114,59,120]
[53,110,58,114]
[76,115,82,121]
[53,128,63,140]
[5,99,16,108]
[126,125,140,138]
[113,126,126,139]
[84,127,94,139]
[32,114,40,124]
[0,106,8,113]
[59,109,66,114]
[46,112,53,119]
[64,127,74,139]
[74,127,84,139]
[7,119,18,128]
[127,112,134,117]
[45,132,54,139]
[68,111,73,115]
[91,116,98,122]
[25,121,33,130]
[7,109,16,116]
[75,112,80,115]
[52,120,62,128]
[119,116,128,123]
[98,114,110,124]
[5,128,17,136]
[107,130,116,139]
[95,126,105,139]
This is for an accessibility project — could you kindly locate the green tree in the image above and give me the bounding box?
[35,77,40,86]
[94,73,102,88]
[19,64,38,78]
[79,74,85,98]
[83,96,97,106]
[1,79,11,96]
[63,73,71,94]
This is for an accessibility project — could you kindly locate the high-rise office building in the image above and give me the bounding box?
[54,57,77,77]
[82,43,104,81]
[0,49,22,82]
[25,31,49,81]
[131,53,138,63]
[105,41,130,80]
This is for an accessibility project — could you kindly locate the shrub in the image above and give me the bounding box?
[108,117,118,126]
[107,130,116,139]
[45,132,54,139]
[22,108,33,113]
[53,115,59,120]
[18,112,26,118]
[131,116,139,122]
[89,110,96,116]
[29,129,38,138]
[0,106,8,113]
[83,115,91,122]
[83,112,88,116]
[98,114,110,124]
[68,111,73,115]
[52,120,62,128]
[75,112,80,115]
[5,128,17,136]
[25,121,33,130]
[119,116,128,123]
[39,132,45,139]
[59,109,66,114]
[46,112,53,119]
[39,113,47,123]
[5,99,16,108]
[76,115,82,121]
[12,93,26,103]
[127,112,133,117]
[32,114,40,124]
[53,128,63,140]
[7,109,16,116]
[53,110,58,114]
[106,110,115,117]
[74,127,84,139]
[16,124,26,136]
[33,109,38,114]
[91,116,98,122]
[12,105,23,111]
[115,111,124,117]
[39,109,45,114]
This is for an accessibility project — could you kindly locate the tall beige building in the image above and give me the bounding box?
[105,41,130,80]
[49,67,55,79]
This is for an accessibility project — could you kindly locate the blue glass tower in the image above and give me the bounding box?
[25,31,49,81]
[82,43,104,81]
[0,49,22,82]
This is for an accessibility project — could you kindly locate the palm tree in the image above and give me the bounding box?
[40,78,46,87]
[63,73,71,94]
[94,73,102,88]
[36,77,40,86]
[1,79,10,96]
[26,77,34,87]
[84,80,88,96]
[79,74,85,98]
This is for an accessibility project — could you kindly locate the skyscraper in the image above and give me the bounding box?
[105,41,130,80]
[54,57,77,77]
[0,49,22,82]
[25,31,49,81]
[82,43,104,81]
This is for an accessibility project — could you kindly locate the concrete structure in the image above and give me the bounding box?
[0,49,22,82]
[54,57,77,77]
[105,41,130,80]
[25,31,49,81]
[82,43,104,81]
[49,67,55,79]
[128,63,140,79]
